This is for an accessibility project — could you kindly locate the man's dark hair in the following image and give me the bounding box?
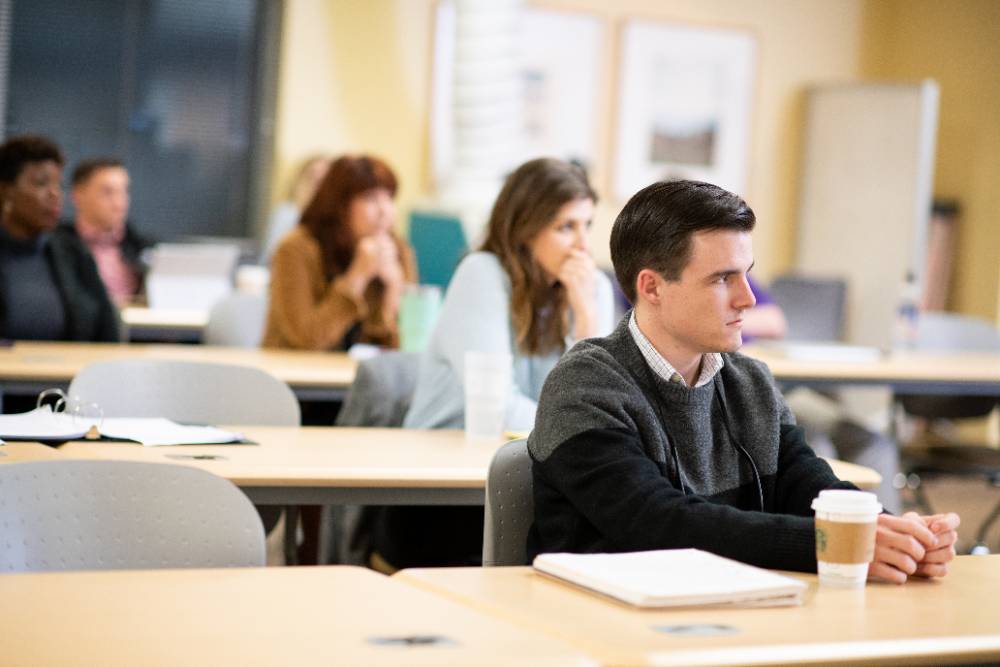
[0,135,64,184]
[610,180,756,303]
[72,157,125,187]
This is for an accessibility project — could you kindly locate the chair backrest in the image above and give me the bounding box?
[483,438,533,566]
[203,293,268,348]
[335,351,421,427]
[68,359,300,425]
[0,460,265,572]
[769,274,847,342]
[408,211,467,290]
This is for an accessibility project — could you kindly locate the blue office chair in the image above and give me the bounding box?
[408,210,467,290]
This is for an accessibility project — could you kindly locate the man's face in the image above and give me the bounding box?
[73,166,130,232]
[649,229,756,358]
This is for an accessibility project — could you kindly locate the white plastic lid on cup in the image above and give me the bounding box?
[811,490,882,520]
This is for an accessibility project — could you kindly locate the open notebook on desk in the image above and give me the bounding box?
[0,407,245,447]
[533,549,806,608]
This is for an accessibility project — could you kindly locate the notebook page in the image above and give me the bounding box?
[98,418,244,447]
[0,407,86,440]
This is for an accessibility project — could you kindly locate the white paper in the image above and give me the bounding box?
[0,407,86,440]
[0,408,242,447]
[99,418,243,447]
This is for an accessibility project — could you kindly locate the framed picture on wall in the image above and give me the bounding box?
[430,2,606,187]
[613,19,757,201]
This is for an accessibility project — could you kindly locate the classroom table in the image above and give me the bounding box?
[743,342,1000,396]
[0,565,594,667]
[395,554,1000,667]
[0,442,64,463]
[0,340,356,405]
[55,426,881,506]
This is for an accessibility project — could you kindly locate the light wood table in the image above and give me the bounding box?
[0,565,595,667]
[0,442,63,463]
[396,555,1000,666]
[0,340,356,403]
[55,426,880,505]
[743,343,1000,396]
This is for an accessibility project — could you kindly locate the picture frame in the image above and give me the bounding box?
[613,19,757,201]
[430,2,606,188]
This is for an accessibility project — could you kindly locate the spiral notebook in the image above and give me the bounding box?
[533,549,806,608]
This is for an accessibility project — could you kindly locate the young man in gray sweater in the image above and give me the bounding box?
[527,180,959,583]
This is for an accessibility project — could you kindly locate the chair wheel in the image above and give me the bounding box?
[970,543,991,556]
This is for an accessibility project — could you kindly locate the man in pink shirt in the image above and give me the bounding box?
[61,159,152,305]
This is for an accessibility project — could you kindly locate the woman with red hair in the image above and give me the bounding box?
[263,155,416,351]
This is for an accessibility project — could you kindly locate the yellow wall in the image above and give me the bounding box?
[861,0,1000,321]
[273,0,866,279]
[273,0,998,318]
[272,0,434,222]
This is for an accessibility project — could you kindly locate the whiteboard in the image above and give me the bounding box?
[795,81,938,348]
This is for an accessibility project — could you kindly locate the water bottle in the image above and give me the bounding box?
[893,272,920,349]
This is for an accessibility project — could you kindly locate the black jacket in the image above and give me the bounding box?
[0,229,120,342]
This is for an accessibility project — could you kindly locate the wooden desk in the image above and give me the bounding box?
[0,565,594,666]
[743,343,1000,396]
[57,427,506,505]
[0,442,62,463]
[396,555,1000,666]
[55,427,880,505]
[0,340,356,403]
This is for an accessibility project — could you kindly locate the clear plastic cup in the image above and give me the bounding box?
[463,351,512,441]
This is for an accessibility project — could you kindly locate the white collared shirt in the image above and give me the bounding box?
[627,311,724,388]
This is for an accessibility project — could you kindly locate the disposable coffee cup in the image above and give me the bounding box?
[464,351,512,441]
[811,490,882,588]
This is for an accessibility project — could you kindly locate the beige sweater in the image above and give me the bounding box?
[262,225,417,350]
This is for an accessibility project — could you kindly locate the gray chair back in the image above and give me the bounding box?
[335,351,421,428]
[203,293,268,348]
[0,460,265,572]
[68,358,300,425]
[483,438,533,566]
[769,274,847,342]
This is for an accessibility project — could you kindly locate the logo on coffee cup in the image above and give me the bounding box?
[815,527,828,553]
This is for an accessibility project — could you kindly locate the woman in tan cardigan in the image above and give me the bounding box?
[264,155,416,351]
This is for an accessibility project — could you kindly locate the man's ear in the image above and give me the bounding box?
[635,268,664,306]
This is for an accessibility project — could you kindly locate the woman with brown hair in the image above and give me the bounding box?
[263,155,416,351]
[375,157,615,569]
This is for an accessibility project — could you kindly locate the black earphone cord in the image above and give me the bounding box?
[638,364,765,512]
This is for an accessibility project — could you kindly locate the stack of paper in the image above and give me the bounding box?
[0,408,244,447]
[533,549,806,608]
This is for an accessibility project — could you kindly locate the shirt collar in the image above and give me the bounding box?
[627,310,723,388]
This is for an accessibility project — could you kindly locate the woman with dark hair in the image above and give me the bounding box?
[0,135,119,342]
[374,158,615,569]
[263,155,416,351]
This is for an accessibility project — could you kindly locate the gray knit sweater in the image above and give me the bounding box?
[527,315,856,571]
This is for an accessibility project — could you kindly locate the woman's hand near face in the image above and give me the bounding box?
[340,235,384,301]
[559,250,599,339]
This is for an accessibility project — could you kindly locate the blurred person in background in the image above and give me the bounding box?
[0,135,118,343]
[262,154,331,260]
[263,154,416,352]
[372,157,616,570]
[56,158,152,306]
